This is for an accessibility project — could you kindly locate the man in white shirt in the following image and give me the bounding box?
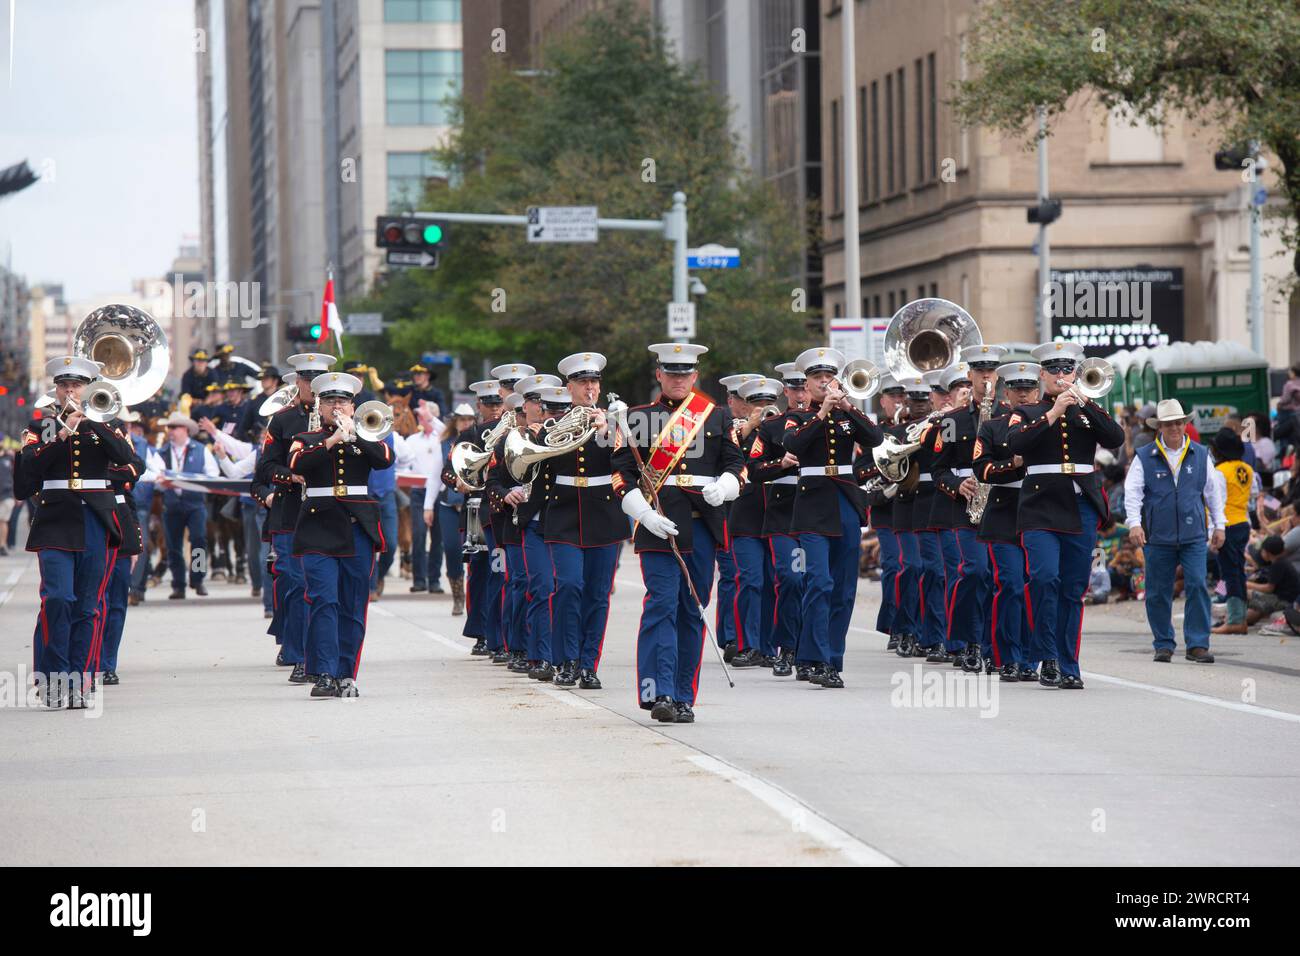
[395,404,444,593]
[144,414,220,599]
[1124,400,1226,662]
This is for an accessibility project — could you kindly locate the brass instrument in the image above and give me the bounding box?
[965,380,996,524]
[259,382,298,416]
[353,400,395,442]
[35,388,56,410]
[761,405,781,420]
[504,403,608,524]
[1065,357,1114,402]
[72,304,169,406]
[81,380,124,423]
[882,298,982,380]
[539,404,602,455]
[840,358,881,401]
[450,412,514,491]
[462,499,488,554]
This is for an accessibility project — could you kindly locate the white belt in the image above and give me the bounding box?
[951,468,974,478]
[772,476,798,485]
[1000,480,1022,489]
[664,474,715,487]
[1025,464,1094,476]
[305,485,370,497]
[43,479,109,490]
[115,494,126,504]
[799,465,853,477]
[554,474,613,487]
[917,473,933,483]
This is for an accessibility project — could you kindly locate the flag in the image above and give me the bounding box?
[320,268,343,354]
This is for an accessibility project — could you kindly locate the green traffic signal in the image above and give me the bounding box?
[309,324,322,339]
[423,223,443,244]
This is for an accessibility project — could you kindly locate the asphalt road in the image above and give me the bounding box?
[2,539,1298,866]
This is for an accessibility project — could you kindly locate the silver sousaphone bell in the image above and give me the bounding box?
[72,304,170,407]
[882,297,983,381]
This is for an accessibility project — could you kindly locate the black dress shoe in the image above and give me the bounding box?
[1186,646,1215,663]
[925,645,952,664]
[409,583,428,593]
[275,650,287,666]
[554,661,578,687]
[103,671,119,686]
[337,677,360,698]
[578,669,602,690]
[999,664,1019,682]
[983,656,997,675]
[1038,659,1062,686]
[194,584,209,596]
[650,696,676,722]
[1059,674,1085,689]
[758,655,778,668]
[289,663,313,684]
[310,675,339,697]
[722,641,738,663]
[490,648,510,664]
[819,669,845,689]
[911,640,928,658]
[674,701,695,723]
[960,644,981,672]
[894,632,913,657]
[1153,648,1173,662]
[731,648,762,668]
[795,664,812,681]
[168,589,185,600]
[430,583,445,594]
[772,654,793,677]
[886,632,900,651]
[529,662,555,682]
[507,653,530,673]
[470,639,488,656]
[1018,664,1039,681]
[808,665,828,686]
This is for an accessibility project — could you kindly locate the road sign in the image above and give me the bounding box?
[387,249,438,268]
[344,312,385,335]
[1254,187,1268,206]
[526,205,598,243]
[667,302,696,339]
[687,244,740,269]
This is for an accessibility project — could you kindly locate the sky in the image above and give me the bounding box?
[0,0,200,301]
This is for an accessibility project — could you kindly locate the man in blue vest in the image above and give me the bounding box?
[146,413,219,599]
[1123,399,1226,662]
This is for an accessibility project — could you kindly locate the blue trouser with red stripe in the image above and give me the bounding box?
[949,526,990,653]
[1023,495,1099,678]
[301,525,375,680]
[731,535,775,656]
[768,533,804,657]
[484,525,506,651]
[636,518,716,707]
[796,490,861,672]
[550,541,619,669]
[987,541,1029,666]
[36,507,113,688]
[519,522,554,663]
[100,552,133,673]
[875,527,901,636]
[715,539,738,648]
[503,542,527,652]
[916,530,947,649]
[270,531,307,663]
[894,530,921,638]
[463,548,489,639]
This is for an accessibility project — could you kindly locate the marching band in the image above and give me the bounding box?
[18,297,1128,720]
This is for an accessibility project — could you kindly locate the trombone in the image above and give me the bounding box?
[1063,357,1114,402]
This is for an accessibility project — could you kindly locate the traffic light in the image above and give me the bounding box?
[286,322,323,343]
[1027,198,1062,225]
[375,215,447,268]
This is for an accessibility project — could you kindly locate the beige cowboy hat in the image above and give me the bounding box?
[1146,398,1191,429]
[161,413,199,436]
[118,408,141,423]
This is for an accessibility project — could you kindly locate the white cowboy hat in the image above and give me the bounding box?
[161,413,199,436]
[1146,399,1191,429]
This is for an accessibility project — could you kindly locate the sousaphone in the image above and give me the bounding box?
[72,304,170,407]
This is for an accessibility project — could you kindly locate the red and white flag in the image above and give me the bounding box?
[319,269,343,353]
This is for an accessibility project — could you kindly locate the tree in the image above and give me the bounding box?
[349,0,807,399]
[950,0,1300,277]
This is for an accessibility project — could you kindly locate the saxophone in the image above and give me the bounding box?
[965,381,996,523]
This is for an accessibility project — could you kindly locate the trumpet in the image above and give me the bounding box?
[1062,357,1114,402]
[839,359,881,401]
[352,400,395,442]
[81,380,124,423]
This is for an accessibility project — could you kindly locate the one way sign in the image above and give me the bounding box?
[526,206,598,243]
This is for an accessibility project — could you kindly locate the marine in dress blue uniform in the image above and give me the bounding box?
[483,365,534,662]
[254,352,335,682]
[715,373,761,658]
[857,374,907,650]
[542,353,629,689]
[912,370,952,661]
[748,362,809,677]
[611,343,744,724]
[99,412,147,685]
[973,362,1042,681]
[289,372,394,698]
[1006,342,1127,689]
[727,377,785,668]
[20,356,135,707]
[884,377,934,660]
[783,347,884,687]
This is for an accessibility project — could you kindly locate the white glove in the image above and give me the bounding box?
[701,471,740,507]
[621,487,677,539]
[606,399,628,422]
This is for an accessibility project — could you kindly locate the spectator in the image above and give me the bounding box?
[1132,403,1157,451]
[1125,400,1226,663]
[1102,463,1127,520]
[1110,538,1143,600]
[0,447,14,556]
[1249,412,1276,472]
[1210,430,1253,634]
[1246,535,1300,625]
[1275,364,1300,453]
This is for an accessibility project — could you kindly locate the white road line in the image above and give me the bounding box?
[535,685,601,710]
[686,754,899,867]
[369,605,394,617]
[422,629,470,655]
[0,590,11,607]
[1082,670,1300,724]
[5,568,22,585]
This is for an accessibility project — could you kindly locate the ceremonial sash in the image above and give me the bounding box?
[644,391,716,493]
